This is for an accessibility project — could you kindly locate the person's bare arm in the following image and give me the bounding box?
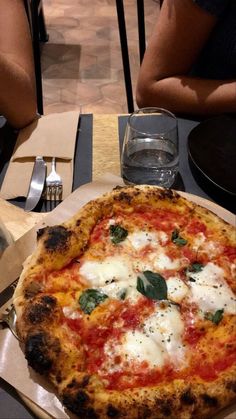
[0,0,37,128]
[136,0,236,116]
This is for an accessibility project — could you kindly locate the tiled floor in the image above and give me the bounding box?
[42,0,160,114]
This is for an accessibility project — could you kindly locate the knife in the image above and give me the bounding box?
[25,156,46,212]
[0,278,18,315]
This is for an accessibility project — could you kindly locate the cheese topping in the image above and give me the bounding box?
[79,256,133,287]
[187,262,236,314]
[126,231,158,250]
[167,277,189,304]
[192,232,206,251]
[63,306,81,320]
[126,231,168,250]
[154,252,180,270]
[104,303,185,370]
[143,303,185,366]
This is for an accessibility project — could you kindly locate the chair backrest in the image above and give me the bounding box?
[116,0,163,113]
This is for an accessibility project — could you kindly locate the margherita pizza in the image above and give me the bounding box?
[13,186,236,418]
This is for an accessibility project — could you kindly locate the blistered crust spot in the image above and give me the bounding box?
[43,226,72,252]
[180,389,196,405]
[156,398,173,417]
[25,331,60,374]
[114,190,137,205]
[201,393,219,408]
[62,379,98,418]
[107,404,120,417]
[226,381,236,393]
[37,228,46,239]
[24,295,58,324]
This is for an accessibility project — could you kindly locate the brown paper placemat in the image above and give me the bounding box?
[0,175,235,418]
[0,111,79,201]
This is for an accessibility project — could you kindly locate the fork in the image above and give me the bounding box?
[0,303,20,340]
[45,157,63,205]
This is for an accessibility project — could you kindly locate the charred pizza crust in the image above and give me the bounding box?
[13,185,236,419]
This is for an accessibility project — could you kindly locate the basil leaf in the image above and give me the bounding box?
[79,289,108,314]
[204,309,224,325]
[212,309,224,325]
[171,229,179,241]
[171,229,187,246]
[137,271,167,300]
[188,262,204,273]
[110,224,128,244]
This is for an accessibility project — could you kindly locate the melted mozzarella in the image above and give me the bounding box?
[192,232,206,251]
[104,303,185,370]
[154,252,180,270]
[99,279,140,302]
[79,256,133,287]
[127,231,158,250]
[167,277,189,304]
[124,230,168,251]
[103,330,166,372]
[63,306,81,320]
[143,303,185,366]
[187,262,236,314]
[158,231,169,245]
[199,240,220,257]
[119,330,166,367]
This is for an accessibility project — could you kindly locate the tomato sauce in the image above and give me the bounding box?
[191,351,236,381]
[64,317,84,334]
[64,302,235,389]
[90,218,109,243]
[182,246,198,262]
[223,245,236,262]
[104,364,174,390]
[123,208,188,233]
[184,325,205,345]
[186,220,207,235]
[65,298,155,374]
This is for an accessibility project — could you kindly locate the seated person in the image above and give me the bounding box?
[136,0,236,116]
[0,0,37,128]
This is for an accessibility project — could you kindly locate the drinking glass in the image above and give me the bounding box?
[121,107,179,187]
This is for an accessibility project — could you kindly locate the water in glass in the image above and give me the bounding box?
[122,136,178,187]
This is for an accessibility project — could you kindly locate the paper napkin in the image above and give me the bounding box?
[0,111,80,200]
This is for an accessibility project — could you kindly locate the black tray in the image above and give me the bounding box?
[188,114,236,197]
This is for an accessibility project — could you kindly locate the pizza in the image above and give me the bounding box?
[13,185,236,419]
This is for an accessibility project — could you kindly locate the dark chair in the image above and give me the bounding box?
[115,0,163,113]
[24,0,49,115]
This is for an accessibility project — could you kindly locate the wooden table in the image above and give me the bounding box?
[0,114,121,240]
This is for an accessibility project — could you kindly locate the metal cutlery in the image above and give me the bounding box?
[0,303,19,340]
[0,277,19,340]
[45,157,63,207]
[25,156,47,212]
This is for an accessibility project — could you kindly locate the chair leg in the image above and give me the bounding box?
[38,1,49,43]
[137,0,146,64]
[115,0,134,114]
[31,0,44,115]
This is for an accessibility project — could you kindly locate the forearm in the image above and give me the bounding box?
[0,52,37,128]
[136,76,236,116]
